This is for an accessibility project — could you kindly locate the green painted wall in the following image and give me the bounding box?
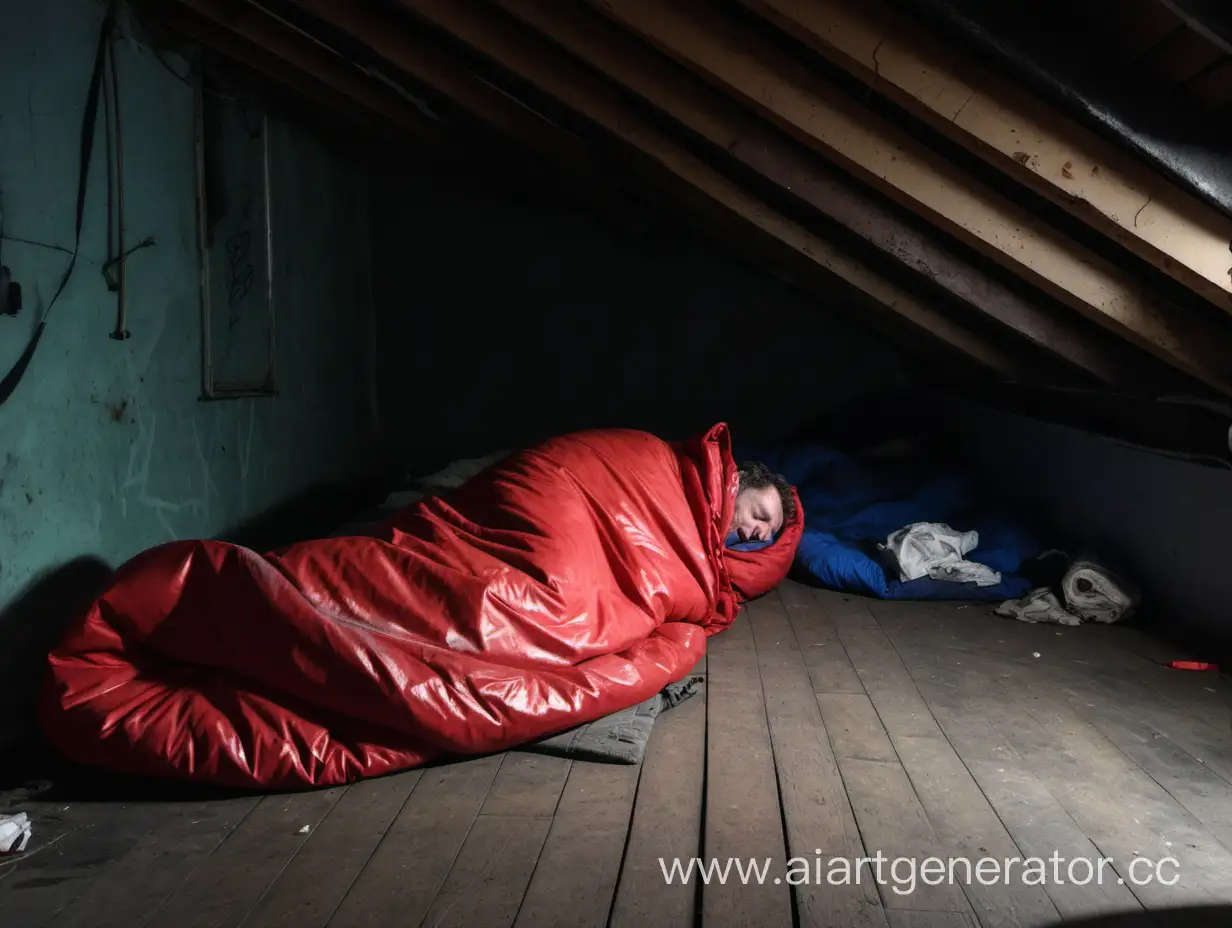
[0,2,379,742]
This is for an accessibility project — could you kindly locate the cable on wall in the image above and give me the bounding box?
[0,11,115,407]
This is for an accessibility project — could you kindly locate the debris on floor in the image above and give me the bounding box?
[880,522,1002,587]
[0,813,32,854]
[1062,555,1140,623]
[996,587,1082,626]
[997,552,1140,626]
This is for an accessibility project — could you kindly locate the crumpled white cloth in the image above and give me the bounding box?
[0,813,32,854]
[996,587,1083,626]
[880,522,1002,587]
[996,556,1139,627]
[1062,556,1139,624]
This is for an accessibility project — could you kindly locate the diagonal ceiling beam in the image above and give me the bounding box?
[498,0,1149,386]
[294,0,594,172]
[742,0,1232,316]
[398,0,1028,376]
[152,1,438,145]
[593,0,1232,396]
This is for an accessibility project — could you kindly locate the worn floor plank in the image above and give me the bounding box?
[608,673,706,928]
[915,689,1145,920]
[704,609,792,927]
[238,771,422,928]
[327,755,502,928]
[144,787,347,928]
[748,595,887,928]
[1053,673,1232,854]
[884,912,978,928]
[417,753,572,928]
[1005,681,1232,908]
[912,644,1232,912]
[780,581,865,695]
[513,761,641,928]
[1,799,195,928]
[833,619,1063,927]
[812,587,881,629]
[51,796,261,928]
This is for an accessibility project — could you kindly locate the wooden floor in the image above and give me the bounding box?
[5,580,1232,928]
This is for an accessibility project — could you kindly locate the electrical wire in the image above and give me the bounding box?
[0,11,114,406]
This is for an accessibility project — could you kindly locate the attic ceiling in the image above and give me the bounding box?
[141,0,1232,400]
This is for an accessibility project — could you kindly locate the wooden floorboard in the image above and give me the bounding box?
[52,795,261,928]
[703,609,793,926]
[780,582,864,695]
[748,593,887,928]
[1052,672,1232,854]
[896,676,1142,921]
[10,585,1232,928]
[829,614,1063,926]
[238,771,423,928]
[512,761,641,928]
[1,800,184,928]
[607,672,705,928]
[417,753,571,928]
[327,755,502,928]
[145,786,348,928]
[885,617,1232,912]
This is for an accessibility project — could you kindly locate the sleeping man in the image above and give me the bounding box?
[728,461,796,550]
[41,423,803,789]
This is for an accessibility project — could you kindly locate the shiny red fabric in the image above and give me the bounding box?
[726,485,803,601]
[38,424,789,790]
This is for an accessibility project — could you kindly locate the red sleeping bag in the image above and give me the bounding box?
[39,423,801,789]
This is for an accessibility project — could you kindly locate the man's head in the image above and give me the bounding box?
[731,461,796,544]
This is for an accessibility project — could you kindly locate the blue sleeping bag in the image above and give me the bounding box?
[733,442,1039,601]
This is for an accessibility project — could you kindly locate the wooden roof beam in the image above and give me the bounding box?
[498,0,1148,386]
[294,0,595,172]
[593,0,1232,396]
[742,0,1232,315]
[401,0,1028,377]
[157,0,437,144]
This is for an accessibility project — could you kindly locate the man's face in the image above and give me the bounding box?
[731,485,784,544]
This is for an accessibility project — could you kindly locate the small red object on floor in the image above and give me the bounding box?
[1168,661,1218,671]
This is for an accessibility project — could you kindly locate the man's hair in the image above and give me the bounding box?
[736,460,797,524]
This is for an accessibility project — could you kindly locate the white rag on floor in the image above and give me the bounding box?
[995,587,1083,626]
[880,522,1002,587]
[996,554,1140,627]
[0,813,32,854]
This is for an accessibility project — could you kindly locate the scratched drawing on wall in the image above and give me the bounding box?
[196,75,277,398]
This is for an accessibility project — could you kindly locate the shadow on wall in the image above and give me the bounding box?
[925,400,1232,654]
[0,557,114,764]
[372,168,905,474]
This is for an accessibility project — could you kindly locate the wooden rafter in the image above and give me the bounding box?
[593,0,1232,396]
[294,0,598,173]
[741,0,1232,315]
[156,0,437,144]
[394,0,1028,376]
[498,0,1150,386]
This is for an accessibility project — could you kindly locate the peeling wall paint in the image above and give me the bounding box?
[0,0,378,741]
